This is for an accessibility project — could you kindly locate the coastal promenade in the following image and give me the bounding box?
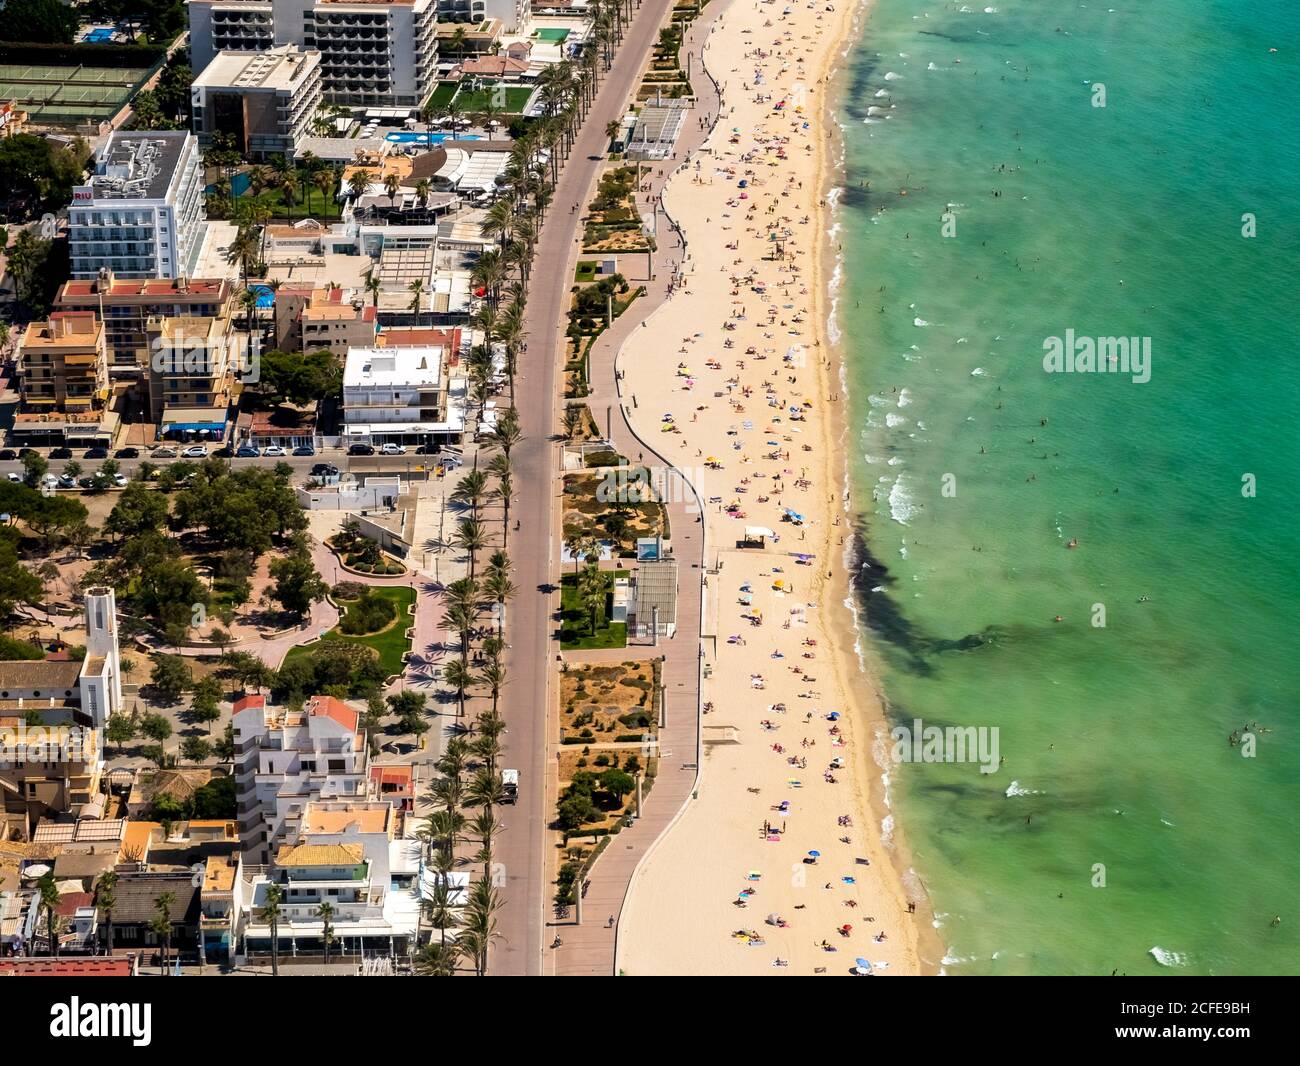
[546,2,727,978]
[496,0,694,977]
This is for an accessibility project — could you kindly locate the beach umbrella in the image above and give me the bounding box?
[808,850,821,859]
[854,958,872,976]
[827,711,841,721]
[23,864,51,879]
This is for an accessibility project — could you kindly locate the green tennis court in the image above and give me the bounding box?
[0,62,153,127]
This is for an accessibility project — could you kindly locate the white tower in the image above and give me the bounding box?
[83,586,123,726]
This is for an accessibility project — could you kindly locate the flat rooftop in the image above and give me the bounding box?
[344,346,446,388]
[194,45,321,92]
[87,132,191,201]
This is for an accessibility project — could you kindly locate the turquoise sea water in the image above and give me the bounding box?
[836,0,1300,974]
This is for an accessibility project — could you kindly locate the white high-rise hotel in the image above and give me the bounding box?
[67,131,207,280]
[187,0,441,110]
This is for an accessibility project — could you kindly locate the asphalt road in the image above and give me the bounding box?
[494,0,682,978]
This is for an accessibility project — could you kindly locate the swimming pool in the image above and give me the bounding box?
[534,28,570,42]
[386,132,482,145]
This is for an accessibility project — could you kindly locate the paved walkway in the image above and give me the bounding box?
[548,0,726,978]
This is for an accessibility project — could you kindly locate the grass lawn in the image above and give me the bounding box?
[284,584,416,676]
[241,183,339,223]
[574,261,598,283]
[560,571,629,650]
[454,84,535,115]
[426,81,459,109]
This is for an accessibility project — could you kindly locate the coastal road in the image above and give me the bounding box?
[494,0,689,977]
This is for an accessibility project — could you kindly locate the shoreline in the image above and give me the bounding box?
[615,0,933,975]
[819,0,947,975]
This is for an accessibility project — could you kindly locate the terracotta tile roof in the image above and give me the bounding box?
[0,957,136,976]
[305,695,359,734]
[232,694,265,715]
[0,660,83,690]
[275,842,364,867]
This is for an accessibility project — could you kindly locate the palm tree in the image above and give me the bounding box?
[460,877,502,976]
[152,891,175,975]
[316,901,335,965]
[348,168,373,202]
[605,118,622,150]
[451,468,490,518]
[443,658,479,719]
[578,560,607,636]
[262,883,284,976]
[96,870,117,956]
[413,940,459,975]
[37,872,61,957]
[408,278,425,326]
[481,571,516,640]
[280,175,299,223]
[484,406,522,459]
[364,268,382,308]
[452,517,488,578]
[313,168,336,219]
[415,177,432,209]
[562,404,585,441]
[470,807,500,883]
[384,171,402,209]
[479,657,508,716]
[247,164,267,198]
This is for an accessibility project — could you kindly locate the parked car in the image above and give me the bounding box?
[262,445,286,457]
[78,476,97,489]
[0,449,15,461]
[413,444,438,454]
[83,447,108,459]
[181,445,207,458]
[5,472,19,483]
[235,444,260,458]
[212,446,233,458]
[17,448,36,458]
[440,453,463,470]
[310,463,339,478]
[115,447,140,459]
[379,443,406,455]
[347,443,375,456]
[152,447,178,459]
[50,447,72,459]
[292,445,316,456]
[58,474,76,488]
[113,473,129,487]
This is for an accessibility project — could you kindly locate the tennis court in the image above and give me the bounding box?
[0,62,154,127]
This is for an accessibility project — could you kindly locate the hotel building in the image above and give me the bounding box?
[187,0,440,110]
[67,131,207,280]
[13,313,111,448]
[191,45,323,159]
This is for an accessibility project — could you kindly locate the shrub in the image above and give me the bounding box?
[340,591,398,635]
[333,581,367,600]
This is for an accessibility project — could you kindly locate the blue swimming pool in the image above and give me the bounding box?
[385,132,482,145]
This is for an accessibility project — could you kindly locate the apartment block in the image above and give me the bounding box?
[191,45,323,159]
[274,285,378,356]
[68,131,207,280]
[438,0,530,34]
[188,0,441,110]
[55,272,234,378]
[144,310,237,438]
[343,343,467,445]
[232,695,373,863]
[13,313,111,448]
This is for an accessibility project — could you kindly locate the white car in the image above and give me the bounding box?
[263,445,286,457]
[181,445,207,458]
[379,443,406,455]
[113,473,129,487]
[5,472,19,483]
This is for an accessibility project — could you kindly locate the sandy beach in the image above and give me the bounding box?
[612,0,935,975]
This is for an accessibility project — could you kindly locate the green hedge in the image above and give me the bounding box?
[0,41,166,67]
